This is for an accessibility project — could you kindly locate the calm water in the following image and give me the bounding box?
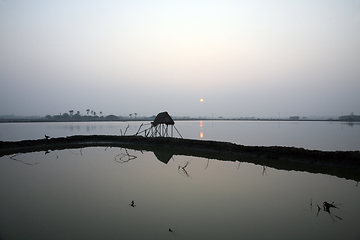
[0,147,359,240]
[0,121,360,239]
[0,120,359,150]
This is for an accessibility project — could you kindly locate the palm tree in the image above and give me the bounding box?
[86,109,90,115]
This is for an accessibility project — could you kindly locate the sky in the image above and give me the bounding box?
[1,0,360,118]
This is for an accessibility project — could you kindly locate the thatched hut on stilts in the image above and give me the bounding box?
[135,112,182,138]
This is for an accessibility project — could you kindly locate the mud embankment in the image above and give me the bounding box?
[1,135,359,181]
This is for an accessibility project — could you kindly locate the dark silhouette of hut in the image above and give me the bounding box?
[153,150,173,164]
[152,111,175,127]
[134,111,182,138]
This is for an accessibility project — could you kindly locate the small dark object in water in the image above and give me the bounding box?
[316,205,321,217]
[323,201,342,222]
[45,135,50,139]
[129,200,136,207]
[168,228,173,232]
[323,201,338,212]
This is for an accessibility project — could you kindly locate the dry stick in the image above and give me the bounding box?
[134,123,152,136]
[68,149,79,155]
[137,128,150,135]
[114,149,137,163]
[165,125,169,137]
[262,166,267,176]
[205,159,209,169]
[10,154,40,166]
[124,124,129,135]
[316,205,321,217]
[154,125,159,137]
[178,160,191,177]
[152,125,159,137]
[174,125,183,138]
[114,153,123,163]
[134,123,144,136]
[124,149,137,160]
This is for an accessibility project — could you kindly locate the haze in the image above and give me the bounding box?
[1,0,359,118]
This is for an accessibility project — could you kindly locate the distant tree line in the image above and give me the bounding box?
[44,109,152,121]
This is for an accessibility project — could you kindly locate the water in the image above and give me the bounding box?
[0,121,359,239]
[0,147,359,240]
[0,120,359,150]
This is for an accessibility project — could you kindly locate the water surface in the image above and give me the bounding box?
[1,120,359,151]
[0,147,359,239]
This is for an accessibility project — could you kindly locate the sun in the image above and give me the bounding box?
[200,98,204,102]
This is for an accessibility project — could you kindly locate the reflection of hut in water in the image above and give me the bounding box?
[135,111,182,138]
[153,151,173,164]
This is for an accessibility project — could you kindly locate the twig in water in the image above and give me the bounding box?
[316,205,321,217]
[68,149,79,155]
[323,201,343,223]
[114,149,137,163]
[178,160,191,177]
[10,154,40,166]
[205,159,209,169]
[262,166,267,176]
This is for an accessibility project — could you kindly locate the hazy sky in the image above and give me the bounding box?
[1,0,360,118]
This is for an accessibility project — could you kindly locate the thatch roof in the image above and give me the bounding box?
[152,111,175,126]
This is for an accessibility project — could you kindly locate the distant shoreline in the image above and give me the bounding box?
[1,118,358,123]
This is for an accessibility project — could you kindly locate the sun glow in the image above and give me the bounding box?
[200,98,204,102]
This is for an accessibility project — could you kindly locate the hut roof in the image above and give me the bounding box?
[152,111,175,126]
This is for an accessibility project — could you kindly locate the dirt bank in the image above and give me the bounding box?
[1,135,359,181]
